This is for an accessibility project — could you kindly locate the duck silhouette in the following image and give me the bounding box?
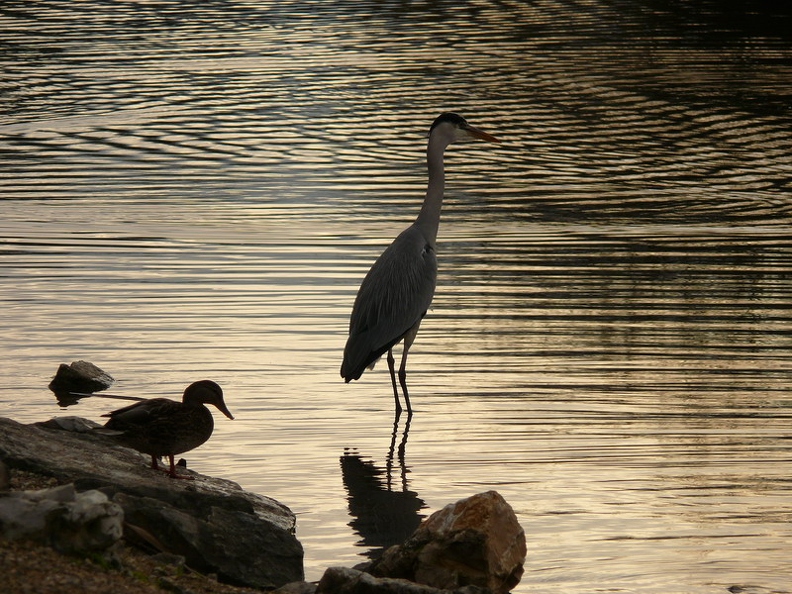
[101,379,233,479]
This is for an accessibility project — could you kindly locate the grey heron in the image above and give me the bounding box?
[341,113,500,415]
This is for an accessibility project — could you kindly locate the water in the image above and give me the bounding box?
[2,1,792,592]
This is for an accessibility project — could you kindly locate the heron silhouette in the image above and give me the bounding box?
[341,113,500,415]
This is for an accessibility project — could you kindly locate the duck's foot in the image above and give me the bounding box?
[165,455,195,480]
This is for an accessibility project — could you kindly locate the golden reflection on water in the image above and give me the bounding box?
[2,1,792,592]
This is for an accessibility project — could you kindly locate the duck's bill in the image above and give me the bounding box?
[218,403,234,420]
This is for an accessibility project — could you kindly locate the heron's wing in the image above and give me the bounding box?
[342,225,437,380]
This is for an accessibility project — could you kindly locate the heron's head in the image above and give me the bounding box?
[429,112,500,145]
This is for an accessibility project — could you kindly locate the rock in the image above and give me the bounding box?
[272,579,320,594]
[0,483,123,555]
[0,459,9,491]
[48,360,115,395]
[48,487,125,554]
[41,416,103,433]
[0,416,304,589]
[316,566,488,594]
[368,491,526,594]
[115,490,304,589]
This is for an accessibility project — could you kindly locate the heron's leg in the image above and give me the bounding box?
[399,322,421,415]
[386,348,402,414]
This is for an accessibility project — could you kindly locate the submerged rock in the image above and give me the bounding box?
[48,360,115,395]
[0,416,304,589]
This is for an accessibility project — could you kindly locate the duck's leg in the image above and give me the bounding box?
[150,455,160,470]
[167,454,180,478]
[166,454,195,480]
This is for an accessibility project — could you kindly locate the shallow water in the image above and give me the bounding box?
[2,1,792,592]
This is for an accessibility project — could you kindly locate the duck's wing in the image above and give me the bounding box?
[102,398,179,429]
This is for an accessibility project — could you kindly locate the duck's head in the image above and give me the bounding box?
[183,379,234,420]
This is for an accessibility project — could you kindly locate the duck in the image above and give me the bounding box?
[101,379,234,479]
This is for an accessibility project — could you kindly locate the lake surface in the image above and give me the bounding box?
[2,1,791,592]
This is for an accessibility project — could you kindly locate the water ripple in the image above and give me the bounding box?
[2,1,792,592]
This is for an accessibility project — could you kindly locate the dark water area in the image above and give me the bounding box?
[2,2,791,592]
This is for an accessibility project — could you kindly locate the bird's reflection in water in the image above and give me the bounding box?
[341,414,426,560]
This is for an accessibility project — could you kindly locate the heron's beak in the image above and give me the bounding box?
[464,124,501,143]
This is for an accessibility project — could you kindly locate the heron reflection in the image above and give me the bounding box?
[340,415,425,560]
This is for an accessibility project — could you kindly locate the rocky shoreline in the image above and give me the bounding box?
[0,416,526,594]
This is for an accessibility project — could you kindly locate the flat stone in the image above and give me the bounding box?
[317,567,488,594]
[272,579,320,594]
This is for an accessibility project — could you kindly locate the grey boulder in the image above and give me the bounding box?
[0,483,123,555]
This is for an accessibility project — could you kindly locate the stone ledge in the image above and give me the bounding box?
[0,416,304,590]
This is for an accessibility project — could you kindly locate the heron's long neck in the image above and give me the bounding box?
[415,135,448,246]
